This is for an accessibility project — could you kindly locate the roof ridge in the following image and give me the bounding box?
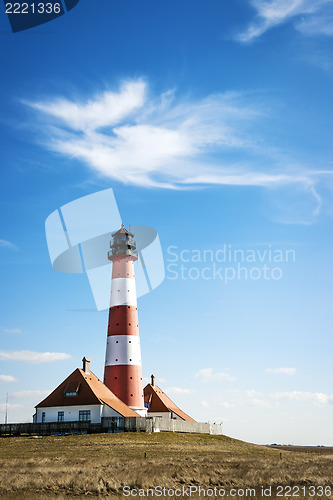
[143,383,195,422]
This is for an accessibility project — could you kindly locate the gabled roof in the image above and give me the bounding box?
[144,384,195,422]
[36,368,138,417]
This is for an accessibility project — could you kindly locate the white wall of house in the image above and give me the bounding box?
[101,404,123,418]
[35,405,103,423]
[130,407,147,417]
[35,404,126,423]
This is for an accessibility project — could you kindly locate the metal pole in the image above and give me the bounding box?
[5,393,8,424]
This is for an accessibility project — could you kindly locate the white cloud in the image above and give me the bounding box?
[266,367,297,375]
[236,0,333,42]
[32,80,146,132]
[164,387,193,395]
[2,328,22,334]
[218,402,236,408]
[0,375,18,384]
[25,80,330,222]
[296,12,333,36]
[28,83,268,189]
[272,391,333,405]
[248,398,274,408]
[0,403,23,411]
[195,368,237,383]
[201,400,210,408]
[0,239,17,250]
[246,390,262,397]
[0,350,71,363]
[12,390,50,400]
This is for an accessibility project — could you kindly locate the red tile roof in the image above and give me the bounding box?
[144,384,195,422]
[112,224,133,236]
[36,368,138,417]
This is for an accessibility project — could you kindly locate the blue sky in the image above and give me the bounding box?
[0,0,333,445]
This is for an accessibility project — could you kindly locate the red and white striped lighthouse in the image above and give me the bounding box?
[103,225,146,416]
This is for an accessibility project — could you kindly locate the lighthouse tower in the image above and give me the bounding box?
[103,225,146,416]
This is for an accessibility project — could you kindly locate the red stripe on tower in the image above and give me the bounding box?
[103,224,146,416]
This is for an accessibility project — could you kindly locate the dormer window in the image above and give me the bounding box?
[64,381,80,397]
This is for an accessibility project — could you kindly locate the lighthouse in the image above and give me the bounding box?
[103,225,146,416]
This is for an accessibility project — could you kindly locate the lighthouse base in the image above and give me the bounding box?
[130,407,148,417]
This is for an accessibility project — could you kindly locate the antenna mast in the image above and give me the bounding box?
[5,393,8,424]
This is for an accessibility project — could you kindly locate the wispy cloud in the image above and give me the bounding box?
[12,390,50,399]
[248,398,274,408]
[246,390,262,397]
[195,368,237,383]
[0,239,17,250]
[32,80,146,132]
[0,375,18,384]
[0,350,71,363]
[0,403,23,411]
[2,328,22,334]
[164,387,193,395]
[25,79,332,223]
[236,0,333,42]
[27,81,267,189]
[296,11,333,36]
[266,367,297,375]
[218,401,236,408]
[272,391,333,405]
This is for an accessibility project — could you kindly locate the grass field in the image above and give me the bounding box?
[0,432,332,499]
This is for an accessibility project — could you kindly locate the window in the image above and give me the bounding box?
[41,412,46,423]
[64,381,80,397]
[79,410,91,421]
[58,411,64,422]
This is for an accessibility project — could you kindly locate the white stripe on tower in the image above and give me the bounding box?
[110,278,137,307]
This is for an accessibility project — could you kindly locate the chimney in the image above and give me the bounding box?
[82,357,91,374]
[151,374,155,386]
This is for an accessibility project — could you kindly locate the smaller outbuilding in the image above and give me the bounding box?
[34,357,138,423]
[144,375,195,421]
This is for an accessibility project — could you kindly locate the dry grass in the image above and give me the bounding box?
[0,432,332,499]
